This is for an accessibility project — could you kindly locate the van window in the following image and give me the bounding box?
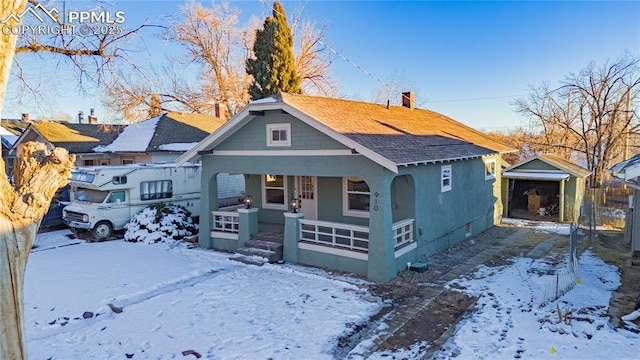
[112,176,127,185]
[107,191,126,203]
[77,189,108,203]
[140,180,172,201]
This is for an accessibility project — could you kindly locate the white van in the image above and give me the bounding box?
[63,163,204,240]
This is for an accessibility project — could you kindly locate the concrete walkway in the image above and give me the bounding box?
[348,228,538,359]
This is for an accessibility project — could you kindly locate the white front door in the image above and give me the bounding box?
[295,176,317,220]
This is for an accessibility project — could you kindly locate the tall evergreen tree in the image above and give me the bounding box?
[246,1,302,100]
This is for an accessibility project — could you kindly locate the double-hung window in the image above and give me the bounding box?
[344,177,370,217]
[441,165,452,192]
[485,159,496,180]
[262,175,288,210]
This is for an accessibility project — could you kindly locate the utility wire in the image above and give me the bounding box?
[256,0,393,93]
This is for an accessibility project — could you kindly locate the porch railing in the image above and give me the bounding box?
[212,211,239,233]
[392,218,415,250]
[299,219,369,252]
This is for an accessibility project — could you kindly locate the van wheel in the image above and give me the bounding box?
[92,221,113,240]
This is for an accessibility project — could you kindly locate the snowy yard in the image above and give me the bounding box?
[25,227,640,359]
[25,230,381,359]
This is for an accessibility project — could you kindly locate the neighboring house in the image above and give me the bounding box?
[4,119,123,176]
[609,154,640,264]
[502,154,591,223]
[177,92,515,282]
[93,112,227,164]
[1,119,31,175]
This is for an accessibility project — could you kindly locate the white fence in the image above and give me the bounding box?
[212,211,239,234]
[539,224,580,306]
[299,219,369,252]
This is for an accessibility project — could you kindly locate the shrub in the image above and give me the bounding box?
[124,203,198,244]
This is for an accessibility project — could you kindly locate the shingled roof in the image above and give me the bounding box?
[179,93,516,171]
[95,112,225,153]
[9,121,124,154]
[275,93,514,164]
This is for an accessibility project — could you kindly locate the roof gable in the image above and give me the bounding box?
[506,154,591,178]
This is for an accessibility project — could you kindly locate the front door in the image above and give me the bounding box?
[295,176,317,220]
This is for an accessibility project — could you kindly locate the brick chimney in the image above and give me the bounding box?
[214,103,226,119]
[21,113,29,122]
[88,108,98,124]
[78,111,84,123]
[401,92,415,109]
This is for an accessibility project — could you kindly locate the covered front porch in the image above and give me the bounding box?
[203,171,417,282]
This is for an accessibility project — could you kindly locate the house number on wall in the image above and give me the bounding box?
[373,192,379,212]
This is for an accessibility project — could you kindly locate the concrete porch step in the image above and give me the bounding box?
[251,232,284,243]
[229,253,268,266]
[235,244,283,263]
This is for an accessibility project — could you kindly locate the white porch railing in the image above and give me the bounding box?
[299,219,369,253]
[393,218,415,250]
[212,211,239,233]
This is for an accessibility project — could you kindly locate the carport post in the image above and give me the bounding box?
[559,179,565,222]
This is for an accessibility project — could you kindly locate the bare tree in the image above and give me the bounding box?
[514,54,640,187]
[289,11,337,96]
[6,0,156,115]
[1,1,147,356]
[0,0,27,117]
[372,72,426,107]
[105,1,337,121]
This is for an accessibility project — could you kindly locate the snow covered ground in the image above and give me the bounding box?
[370,250,640,360]
[25,229,640,359]
[25,230,381,359]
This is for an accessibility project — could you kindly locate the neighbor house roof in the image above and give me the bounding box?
[10,121,124,154]
[1,120,30,149]
[94,112,225,153]
[610,153,640,181]
[504,154,591,179]
[179,93,515,172]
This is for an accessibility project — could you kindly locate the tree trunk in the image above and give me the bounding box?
[0,142,75,359]
[0,0,27,117]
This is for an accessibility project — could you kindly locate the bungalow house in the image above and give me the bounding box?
[177,92,515,282]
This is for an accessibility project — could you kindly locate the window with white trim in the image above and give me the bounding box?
[122,158,134,165]
[441,165,452,192]
[266,123,291,147]
[262,174,288,209]
[344,177,370,217]
[485,159,496,180]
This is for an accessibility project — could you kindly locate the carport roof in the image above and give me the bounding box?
[502,171,570,181]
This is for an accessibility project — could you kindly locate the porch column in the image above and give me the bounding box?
[237,208,259,248]
[366,175,395,282]
[283,212,304,263]
[559,179,565,222]
[199,168,219,249]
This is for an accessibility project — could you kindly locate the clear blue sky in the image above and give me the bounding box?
[4,0,640,131]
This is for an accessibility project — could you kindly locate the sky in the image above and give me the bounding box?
[3,0,640,130]
[25,223,640,359]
